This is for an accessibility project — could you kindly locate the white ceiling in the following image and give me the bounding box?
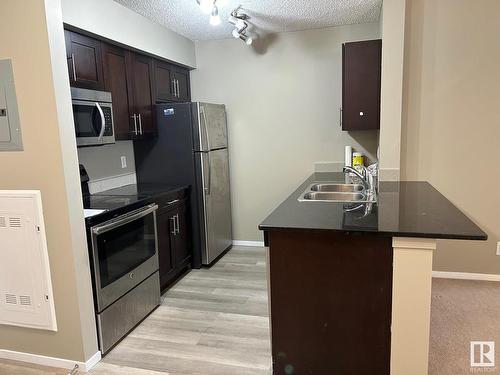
[113,0,382,41]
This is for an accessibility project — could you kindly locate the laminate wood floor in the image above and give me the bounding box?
[0,246,271,375]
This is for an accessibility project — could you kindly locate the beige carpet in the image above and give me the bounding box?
[430,278,500,374]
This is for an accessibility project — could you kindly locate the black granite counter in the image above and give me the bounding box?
[259,173,487,241]
[84,183,188,226]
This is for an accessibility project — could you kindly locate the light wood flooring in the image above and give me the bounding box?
[0,246,271,375]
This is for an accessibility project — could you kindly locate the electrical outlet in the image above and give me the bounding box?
[497,242,500,256]
[120,156,127,169]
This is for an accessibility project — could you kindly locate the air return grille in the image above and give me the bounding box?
[5,294,16,305]
[8,216,21,228]
[0,191,57,331]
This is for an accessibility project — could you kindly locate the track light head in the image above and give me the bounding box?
[210,6,221,26]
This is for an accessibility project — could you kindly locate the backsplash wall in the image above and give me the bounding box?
[77,141,136,192]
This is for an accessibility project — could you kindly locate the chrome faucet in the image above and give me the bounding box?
[343,166,376,198]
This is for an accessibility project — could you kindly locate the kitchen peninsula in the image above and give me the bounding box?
[259,172,487,375]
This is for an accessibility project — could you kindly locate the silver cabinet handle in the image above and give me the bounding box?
[166,199,180,206]
[176,79,180,98]
[170,216,176,235]
[172,79,176,98]
[95,102,105,141]
[71,53,77,81]
[138,113,143,135]
[175,214,180,235]
[131,114,138,135]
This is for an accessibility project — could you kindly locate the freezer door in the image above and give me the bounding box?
[199,148,232,264]
[197,103,228,151]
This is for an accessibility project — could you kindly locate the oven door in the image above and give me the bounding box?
[72,100,115,147]
[91,204,159,312]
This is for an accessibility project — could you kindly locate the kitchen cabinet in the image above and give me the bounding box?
[154,60,191,103]
[129,53,156,137]
[154,60,175,102]
[64,30,104,90]
[156,197,192,291]
[65,29,192,138]
[341,39,382,131]
[172,67,191,102]
[102,44,134,140]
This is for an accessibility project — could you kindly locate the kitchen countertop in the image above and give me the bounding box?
[259,172,487,241]
[83,183,188,225]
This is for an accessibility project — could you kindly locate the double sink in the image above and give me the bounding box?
[298,182,376,203]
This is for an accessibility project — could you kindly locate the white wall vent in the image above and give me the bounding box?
[0,191,57,331]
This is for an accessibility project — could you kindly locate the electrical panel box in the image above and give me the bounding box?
[0,59,23,151]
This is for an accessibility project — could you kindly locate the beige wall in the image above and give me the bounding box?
[378,0,406,181]
[401,0,500,273]
[61,0,196,68]
[0,0,98,362]
[192,24,380,241]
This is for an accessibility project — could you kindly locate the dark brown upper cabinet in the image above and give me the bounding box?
[65,29,192,139]
[341,39,382,131]
[172,67,190,102]
[154,60,191,103]
[65,30,104,90]
[129,53,156,137]
[154,60,175,102]
[102,43,134,140]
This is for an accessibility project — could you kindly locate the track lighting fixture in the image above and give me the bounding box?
[210,5,221,26]
[228,8,254,46]
[197,0,213,14]
[197,0,221,26]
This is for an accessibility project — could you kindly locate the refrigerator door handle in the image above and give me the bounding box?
[200,107,211,151]
[205,152,211,196]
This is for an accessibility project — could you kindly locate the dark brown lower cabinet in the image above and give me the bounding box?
[267,229,392,375]
[157,197,192,291]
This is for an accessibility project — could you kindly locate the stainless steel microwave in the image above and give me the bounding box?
[71,87,115,147]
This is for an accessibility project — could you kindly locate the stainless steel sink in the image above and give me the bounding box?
[310,183,364,193]
[298,182,376,203]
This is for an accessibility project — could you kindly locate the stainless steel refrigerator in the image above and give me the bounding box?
[134,102,233,267]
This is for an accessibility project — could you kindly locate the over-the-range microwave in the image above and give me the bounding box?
[71,87,115,147]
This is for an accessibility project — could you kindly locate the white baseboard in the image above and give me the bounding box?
[0,349,101,372]
[432,271,500,282]
[232,240,265,247]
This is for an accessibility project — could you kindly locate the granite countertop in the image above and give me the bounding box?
[83,183,188,226]
[259,173,487,241]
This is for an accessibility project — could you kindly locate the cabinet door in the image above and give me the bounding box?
[342,39,382,131]
[102,44,134,140]
[173,201,192,266]
[65,30,104,90]
[173,68,191,102]
[156,210,175,289]
[154,60,174,102]
[129,53,156,137]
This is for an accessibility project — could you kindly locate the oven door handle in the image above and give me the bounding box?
[92,204,158,235]
[95,102,106,141]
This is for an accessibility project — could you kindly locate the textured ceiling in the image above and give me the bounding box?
[113,0,382,41]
